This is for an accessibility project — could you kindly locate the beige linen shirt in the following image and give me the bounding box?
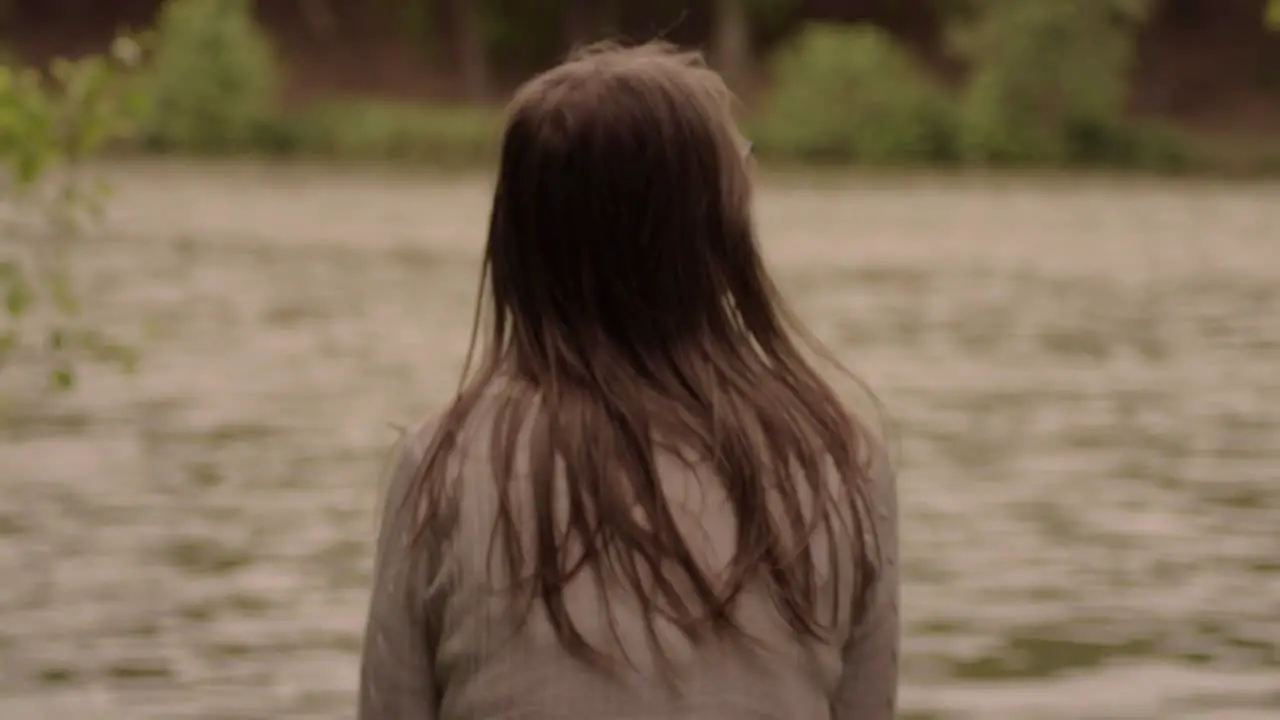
[358,405,899,720]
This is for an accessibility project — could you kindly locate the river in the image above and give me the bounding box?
[1,163,1276,719]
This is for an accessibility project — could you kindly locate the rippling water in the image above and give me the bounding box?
[1,164,1277,719]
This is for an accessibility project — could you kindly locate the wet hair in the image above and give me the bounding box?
[410,41,881,668]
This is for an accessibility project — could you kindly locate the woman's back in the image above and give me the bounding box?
[361,393,898,719]
[357,42,899,719]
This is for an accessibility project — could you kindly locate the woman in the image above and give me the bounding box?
[358,42,899,720]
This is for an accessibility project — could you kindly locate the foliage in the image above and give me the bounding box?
[0,0,1249,173]
[140,0,279,153]
[756,24,954,164]
[954,1,1146,165]
[477,0,566,76]
[281,101,504,165]
[0,36,146,391]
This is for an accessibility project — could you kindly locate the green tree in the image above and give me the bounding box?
[757,24,953,163]
[142,0,278,152]
[954,1,1145,164]
[0,36,145,392]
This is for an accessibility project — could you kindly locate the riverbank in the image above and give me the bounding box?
[14,2,1280,179]
[120,99,1280,178]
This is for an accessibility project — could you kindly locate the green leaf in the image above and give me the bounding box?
[0,29,146,394]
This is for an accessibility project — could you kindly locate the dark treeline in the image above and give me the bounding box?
[2,0,1279,133]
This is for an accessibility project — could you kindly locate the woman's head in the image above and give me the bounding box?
[483,42,769,383]
[420,42,880,670]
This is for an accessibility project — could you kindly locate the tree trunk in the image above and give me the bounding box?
[449,0,489,99]
[712,0,750,91]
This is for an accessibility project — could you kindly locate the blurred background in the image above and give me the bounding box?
[0,1,1277,718]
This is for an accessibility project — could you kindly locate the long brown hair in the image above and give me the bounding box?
[410,41,882,667]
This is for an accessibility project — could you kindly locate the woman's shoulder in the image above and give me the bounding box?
[377,386,521,518]
[380,417,436,493]
[382,385,509,478]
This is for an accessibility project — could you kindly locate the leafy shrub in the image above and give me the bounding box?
[755,24,955,164]
[955,1,1143,165]
[140,0,279,153]
[279,101,504,165]
[0,36,146,391]
[1065,118,1194,171]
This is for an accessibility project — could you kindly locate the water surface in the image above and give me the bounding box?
[1,164,1277,719]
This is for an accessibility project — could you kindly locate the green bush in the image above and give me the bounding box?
[755,24,955,164]
[0,36,145,391]
[280,101,504,165]
[955,1,1144,165]
[1064,118,1195,171]
[140,0,278,153]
